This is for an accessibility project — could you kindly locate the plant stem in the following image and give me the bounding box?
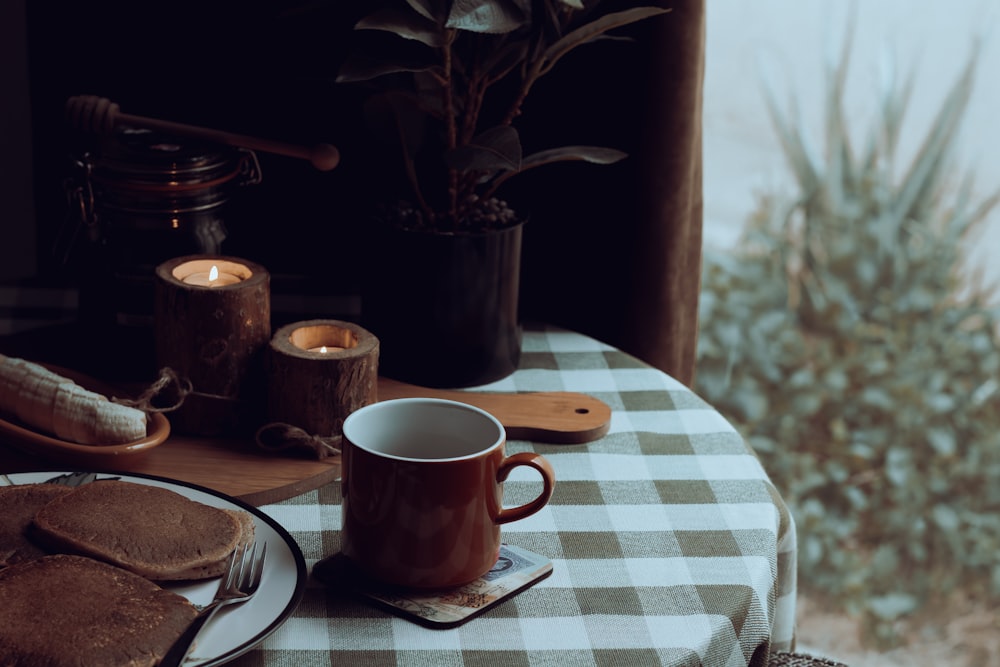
[501,48,546,126]
[462,37,486,146]
[500,7,565,127]
[442,29,460,227]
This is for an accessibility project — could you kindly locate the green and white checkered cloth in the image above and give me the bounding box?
[239,324,797,667]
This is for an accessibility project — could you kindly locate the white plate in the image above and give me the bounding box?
[7,471,307,666]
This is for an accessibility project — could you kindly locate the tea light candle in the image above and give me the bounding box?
[181,264,243,287]
[154,255,271,435]
[171,259,252,287]
[287,322,361,354]
[266,320,379,438]
[307,345,346,354]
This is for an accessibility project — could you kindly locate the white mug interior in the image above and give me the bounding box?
[342,398,504,461]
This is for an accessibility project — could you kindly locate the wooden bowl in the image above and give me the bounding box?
[0,364,170,468]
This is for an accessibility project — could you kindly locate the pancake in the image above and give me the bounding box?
[31,479,251,580]
[0,553,198,667]
[168,507,257,579]
[0,483,73,568]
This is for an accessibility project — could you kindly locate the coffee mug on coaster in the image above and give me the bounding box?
[340,398,555,589]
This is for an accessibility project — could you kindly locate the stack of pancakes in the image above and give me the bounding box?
[0,479,255,666]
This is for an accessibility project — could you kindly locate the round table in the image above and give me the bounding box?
[237,323,797,667]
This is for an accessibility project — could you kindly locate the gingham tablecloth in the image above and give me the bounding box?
[236,323,797,667]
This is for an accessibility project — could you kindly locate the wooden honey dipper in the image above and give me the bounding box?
[66,94,340,171]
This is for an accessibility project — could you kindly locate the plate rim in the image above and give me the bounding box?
[5,469,308,666]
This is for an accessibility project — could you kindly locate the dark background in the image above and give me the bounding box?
[25,1,370,290]
[18,0,664,328]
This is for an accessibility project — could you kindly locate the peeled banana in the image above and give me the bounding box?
[0,354,147,445]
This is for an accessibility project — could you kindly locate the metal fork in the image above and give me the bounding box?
[160,540,267,667]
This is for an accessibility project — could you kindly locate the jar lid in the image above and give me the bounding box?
[88,126,244,191]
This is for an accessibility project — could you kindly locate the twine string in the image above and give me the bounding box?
[113,368,343,460]
[255,422,342,460]
[112,367,237,413]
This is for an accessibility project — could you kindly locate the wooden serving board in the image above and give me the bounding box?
[0,377,611,506]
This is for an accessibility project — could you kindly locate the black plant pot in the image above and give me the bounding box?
[362,220,523,388]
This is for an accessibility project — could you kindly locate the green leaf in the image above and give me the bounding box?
[445,125,522,172]
[871,544,900,576]
[446,0,530,33]
[760,79,819,198]
[406,0,447,24]
[927,428,958,457]
[860,387,893,410]
[748,435,776,453]
[520,146,627,170]
[822,368,849,392]
[356,6,446,47]
[885,448,910,487]
[697,20,1000,641]
[869,593,918,621]
[925,393,956,414]
[877,52,915,162]
[803,534,824,567]
[730,387,769,422]
[844,486,868,510]
[540,7,670,75]
[481,145,627,199]
[893,45,978,227]
[336,47,437,84]
[932,503,961,532]
[790,392,822,417]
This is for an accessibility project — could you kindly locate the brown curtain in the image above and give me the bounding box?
[517,0,705,386]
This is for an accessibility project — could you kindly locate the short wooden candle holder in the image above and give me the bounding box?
[266,320,379,439]
[154,255,271,435]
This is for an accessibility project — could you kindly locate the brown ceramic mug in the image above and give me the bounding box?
[340,398,555,589]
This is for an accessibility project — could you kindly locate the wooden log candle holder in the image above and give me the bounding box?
[154,255,271,435]
[264,320,379,452]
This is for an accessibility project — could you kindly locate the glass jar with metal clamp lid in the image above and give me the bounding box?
[65,125,261,375]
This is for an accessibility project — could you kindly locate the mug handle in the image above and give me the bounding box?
[495,452,556,525]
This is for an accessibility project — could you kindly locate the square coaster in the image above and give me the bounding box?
[313,543,553,629]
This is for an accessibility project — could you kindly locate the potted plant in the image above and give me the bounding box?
[338,0,669,387]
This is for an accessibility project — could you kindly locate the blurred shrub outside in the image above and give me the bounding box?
[695,34,1000,645]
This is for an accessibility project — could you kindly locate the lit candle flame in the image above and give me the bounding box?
[209,265,220,282]
[319,345,328,354]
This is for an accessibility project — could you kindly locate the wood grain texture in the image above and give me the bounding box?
[266,320,378,437]
[153,256,270,436]
[0,377,611,506]
[377,379,611,445]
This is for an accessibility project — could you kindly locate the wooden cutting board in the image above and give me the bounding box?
[0,377,611,506]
